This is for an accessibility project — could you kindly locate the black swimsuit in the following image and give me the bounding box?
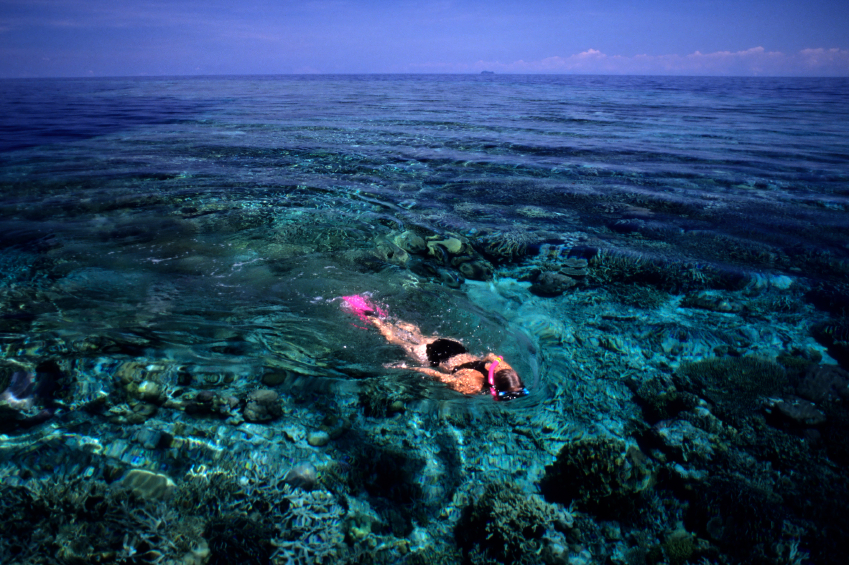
[451,360,488,376]
[425,338,488,378]
[426,338,468,365]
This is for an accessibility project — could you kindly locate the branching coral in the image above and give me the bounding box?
[0,474,202,565]
[0,461,354,565]
[271,489,346,564]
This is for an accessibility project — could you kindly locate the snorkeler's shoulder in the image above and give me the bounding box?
[482,352,503,364]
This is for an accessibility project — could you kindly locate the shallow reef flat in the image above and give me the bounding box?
[2,75,849,564]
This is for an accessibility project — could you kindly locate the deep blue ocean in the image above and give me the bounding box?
[2,75,849,564]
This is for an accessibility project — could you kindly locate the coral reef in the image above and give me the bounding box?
[456,481,572,564]
[377,229,494,285]
[684,477,788,562]
[805,283,849,317]
[206,515,275,564]
[473,229,532,263]
[345,443,426,537]
[675,355,788,425]
[4,86,849,565]
[587,247,745,293]
[523,255,589,297]
[515,205,558,219]
[358,377,414,418]
[270,489,346,564]
[663,529,697,565]
[680,290,744,313]
[810,320,849,369]
[0,459,407,565]
[540,436,653,518]
[0,474,204,564]
[628,376,692,424]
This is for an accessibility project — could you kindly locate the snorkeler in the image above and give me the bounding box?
[341,294,529,401]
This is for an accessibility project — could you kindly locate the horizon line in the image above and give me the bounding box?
[2,71,847,80]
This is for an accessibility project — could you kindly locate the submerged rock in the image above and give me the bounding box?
[651,419,715,462]
[244,388,283,422]
[426,235,467,257]
[320,413,350,439]
[766,396,827,426]
[1,370,35,412]
[184,390,235,418]
[284,461,318,490]
[795,364,849,404]
[307,430,330,447]
[457,259,493,280]
[530,271,577,296]
[392,230,426,254]
[0,361,62,430]
[383,229,494,283]
[120,469,176,501]
[681,290,744,313]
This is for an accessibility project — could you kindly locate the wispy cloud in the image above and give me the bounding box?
[420,47,849,77]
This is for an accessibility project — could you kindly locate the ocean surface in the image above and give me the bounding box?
[1,75,849,564]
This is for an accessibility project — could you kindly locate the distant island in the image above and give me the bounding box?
[480,70,495,75]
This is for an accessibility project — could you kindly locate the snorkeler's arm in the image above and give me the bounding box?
[386,363,486,395]
[385,362,446,380]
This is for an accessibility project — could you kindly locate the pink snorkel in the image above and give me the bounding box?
[488,355,503,399]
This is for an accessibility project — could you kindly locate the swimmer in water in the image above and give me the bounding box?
[341,294,529,401]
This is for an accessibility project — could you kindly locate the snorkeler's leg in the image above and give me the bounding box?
[339,295,429,362]
[373,318,429,357]
[340,294,387,322]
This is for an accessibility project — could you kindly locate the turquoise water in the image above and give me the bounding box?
[1,75,849,564]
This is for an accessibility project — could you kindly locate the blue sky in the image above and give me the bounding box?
[1,0,847,77]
